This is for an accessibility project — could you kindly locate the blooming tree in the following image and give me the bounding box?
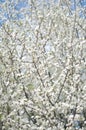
[0,0,86,130]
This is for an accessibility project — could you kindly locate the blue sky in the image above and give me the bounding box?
[14,1,28,10]
[0,0,86,26]
[0,0,28,25]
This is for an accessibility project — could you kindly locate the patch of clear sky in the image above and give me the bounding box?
[0,0,86,26]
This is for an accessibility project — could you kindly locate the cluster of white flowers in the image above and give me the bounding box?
[0,0,86,130]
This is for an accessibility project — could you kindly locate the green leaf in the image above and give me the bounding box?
[0,114,2,120]
[27,84,35,91]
